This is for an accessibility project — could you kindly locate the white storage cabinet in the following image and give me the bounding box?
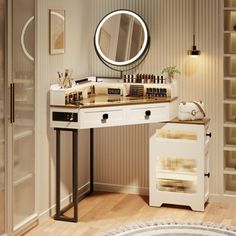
[149,119,211,211]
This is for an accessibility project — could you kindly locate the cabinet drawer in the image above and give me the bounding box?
[79,108,125,128]
[127,104,169,125]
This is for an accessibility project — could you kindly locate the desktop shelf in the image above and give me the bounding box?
[224,76,236,80]
[224,54,236,57]
[224,99,236,104]
[224,121,236,128]
[224,144,236,152]
[224,7,236,10]
[224,167,236,175]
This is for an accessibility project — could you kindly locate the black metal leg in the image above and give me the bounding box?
[54,128,78,223]
[90,128,94,194]
[73,130,78,221]
[54,128,94,222]
[55,129,61,219]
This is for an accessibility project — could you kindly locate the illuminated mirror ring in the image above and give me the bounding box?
[21,16,34,61]
[94,10,150,66]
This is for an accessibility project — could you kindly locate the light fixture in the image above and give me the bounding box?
[188,34,201,57]
[188,0,201,57]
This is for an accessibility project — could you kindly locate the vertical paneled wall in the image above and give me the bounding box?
[90,0,223,195]
[37,0,90,215]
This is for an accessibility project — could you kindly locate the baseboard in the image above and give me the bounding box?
[38,182,90,222]
[94,182,149,196]
[94,183,236,203]
[209,193,236,202]
[38,182,235,222]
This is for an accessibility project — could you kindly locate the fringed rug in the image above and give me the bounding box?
[99,221,236,236]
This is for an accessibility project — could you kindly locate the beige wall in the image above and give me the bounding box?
[37,0,224,218]
[89,0,223,196]
[37,0,90,216]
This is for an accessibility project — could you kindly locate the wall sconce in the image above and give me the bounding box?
[188,0,201,57]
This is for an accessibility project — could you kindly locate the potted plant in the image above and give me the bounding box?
[161,65,181,83]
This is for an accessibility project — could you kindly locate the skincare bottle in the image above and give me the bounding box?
[164,88,167,97]
[141,74,145,84]
[136,74,139,83]
[157,88,160,97]
[147,75,150,84]
[160,76,164,84]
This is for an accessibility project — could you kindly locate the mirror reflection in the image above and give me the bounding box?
[95,10,149,66]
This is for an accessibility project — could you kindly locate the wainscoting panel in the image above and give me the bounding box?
[90,0,223,195]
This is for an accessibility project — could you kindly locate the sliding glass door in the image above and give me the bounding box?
[0,0,36,234]
[12,0,35,230]
[0,0,6,235]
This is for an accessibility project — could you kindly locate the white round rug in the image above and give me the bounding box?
[100,222,236,236]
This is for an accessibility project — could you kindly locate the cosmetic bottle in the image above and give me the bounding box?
[164,88,167,97]
[123,74,127,83]
[141,74,145,84]
[136,74,139,83]
[147,75,151,84]
[161,76,164,84]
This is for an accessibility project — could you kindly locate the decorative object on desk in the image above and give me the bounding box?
[129,85,144,97]
[178,101,205,121]
[124,74,170,84]
[161,66,181,83]
[108,88,121,95]
[49,9,65,54]
[100,220,236,236]
[89,85,96,97]
[146,88,167,97]
[65,91,83,105]
[58,69,74,88]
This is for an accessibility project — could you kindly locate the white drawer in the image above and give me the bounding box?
[79,107,125,128]
[127,103,169,125]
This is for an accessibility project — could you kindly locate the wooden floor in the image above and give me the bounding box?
[25,192,236,236]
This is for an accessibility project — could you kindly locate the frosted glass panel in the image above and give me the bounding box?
[157,156,196,173]
[156,129,197,140]
[12,0,35,227]
[0,0,5,234]
[156,179,196,193]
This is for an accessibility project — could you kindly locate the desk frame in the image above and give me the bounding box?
[54,128,94,222]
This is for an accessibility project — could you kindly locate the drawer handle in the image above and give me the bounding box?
[101,113,109,123]
[206,132,212,138]
[204,172,210,178]
[145,110,151,120]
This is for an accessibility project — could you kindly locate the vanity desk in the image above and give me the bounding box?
[50,8,183,222]
[50,79,178,222]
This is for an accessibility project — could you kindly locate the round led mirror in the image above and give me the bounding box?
[94,10,150,67]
